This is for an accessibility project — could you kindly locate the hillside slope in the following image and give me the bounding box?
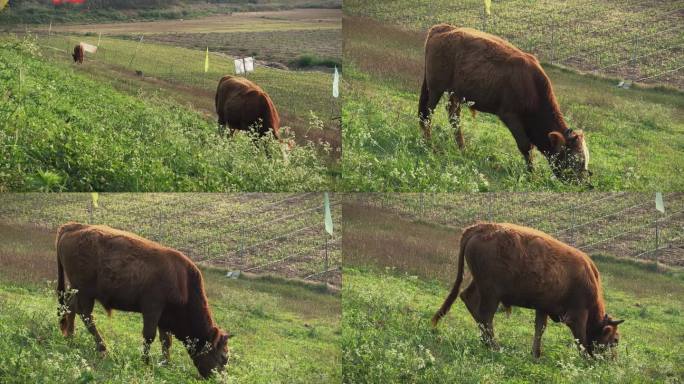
[0,37,331,192]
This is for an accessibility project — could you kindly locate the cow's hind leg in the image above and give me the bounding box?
[533,310,548,358]
[461,282,499,349]
[447,94,464,149]
[499,113,534,172]
[141,308,163,364]
[76,296,107,354]
[418,83,443,142]
[60,293,77,337]
[159,327,173,365]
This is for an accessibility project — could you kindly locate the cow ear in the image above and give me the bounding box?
[548,131,565,152]
[609,319,625,326]
[211,327,221,348]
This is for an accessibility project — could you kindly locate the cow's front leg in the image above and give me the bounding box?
[567,309,590,357]
[533,310,548,358]
[141,309,162,365]
[499,113,534,172]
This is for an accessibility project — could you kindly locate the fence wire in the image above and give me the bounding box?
[0,193,342,285]
[351,193,684,267]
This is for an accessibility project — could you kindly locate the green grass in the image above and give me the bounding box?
[343,263,684,383]
[0,221,341,383]
[0,36,333,192]
[33,32,342,159]
[341,17,684,191]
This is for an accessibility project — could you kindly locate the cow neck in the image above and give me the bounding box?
[585,275,607,333]
[527,73,569,156]
[175,268,217,349]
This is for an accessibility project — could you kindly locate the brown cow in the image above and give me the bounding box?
[72,44,84,64]
[432,222,623,358]
[419,24,590,181]
[215,75,281,140]
[56,222,231,378]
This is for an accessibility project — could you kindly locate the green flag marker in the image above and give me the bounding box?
[204,47,209,73]
[655,192,664,213]
[484,0,491,15]
[324,192,333,235]
[91,192,99,209]
[0,0,8,11]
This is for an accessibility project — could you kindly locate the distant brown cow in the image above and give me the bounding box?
[215,75,281,140]
[72,44,84,64]
[56,223,231,378]
[419,24,590,181]
[432,222,623,357]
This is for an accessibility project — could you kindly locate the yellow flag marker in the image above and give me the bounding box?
[484,0,491,15]
[0,0,8,11]
[91,192,99,208]
[204,47,209,73]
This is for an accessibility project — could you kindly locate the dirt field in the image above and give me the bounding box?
[32,8,341,34]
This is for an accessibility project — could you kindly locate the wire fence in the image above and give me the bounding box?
[486,3,683,88]
[0,193,342,285]
[348,0,684,88]
[349,192,684,267]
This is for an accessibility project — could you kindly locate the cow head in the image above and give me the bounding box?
[548,129,591,182]
[589,314,624,355]
[191,327,232,378]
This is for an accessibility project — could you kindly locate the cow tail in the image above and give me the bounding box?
[56,243,71,333]
[431,227,471,327]
[418,72,430,122]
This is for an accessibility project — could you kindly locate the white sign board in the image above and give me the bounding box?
[234,57,255,75]
[80,42,98,54]
[655,192,665,213]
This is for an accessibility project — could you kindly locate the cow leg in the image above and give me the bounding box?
[498,113,534,172]
[159,327,173,365]
[533,310,548,358]
[461,282,499,349]
[77,296,107,354]
[419,90,443,142]
[567,309,589,356]
[141,309,162,364]
[446,94,464,149]
[60,294,77,337]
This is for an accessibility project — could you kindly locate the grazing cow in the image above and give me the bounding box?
[432,222,623,358]
[72,44,84,64]
[56,222,231,378]
[215,75,281,140]
[419,24,590,181]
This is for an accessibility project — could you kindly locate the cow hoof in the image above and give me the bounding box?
[159,359,170,367]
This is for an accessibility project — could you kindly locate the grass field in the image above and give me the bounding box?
[344,0,683,87]
[342,199,684,383]
[0,36,335,192]
[0,222,341,383]
[32,31,342,155]
[341,16,684,192]
[0,193,342,285]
